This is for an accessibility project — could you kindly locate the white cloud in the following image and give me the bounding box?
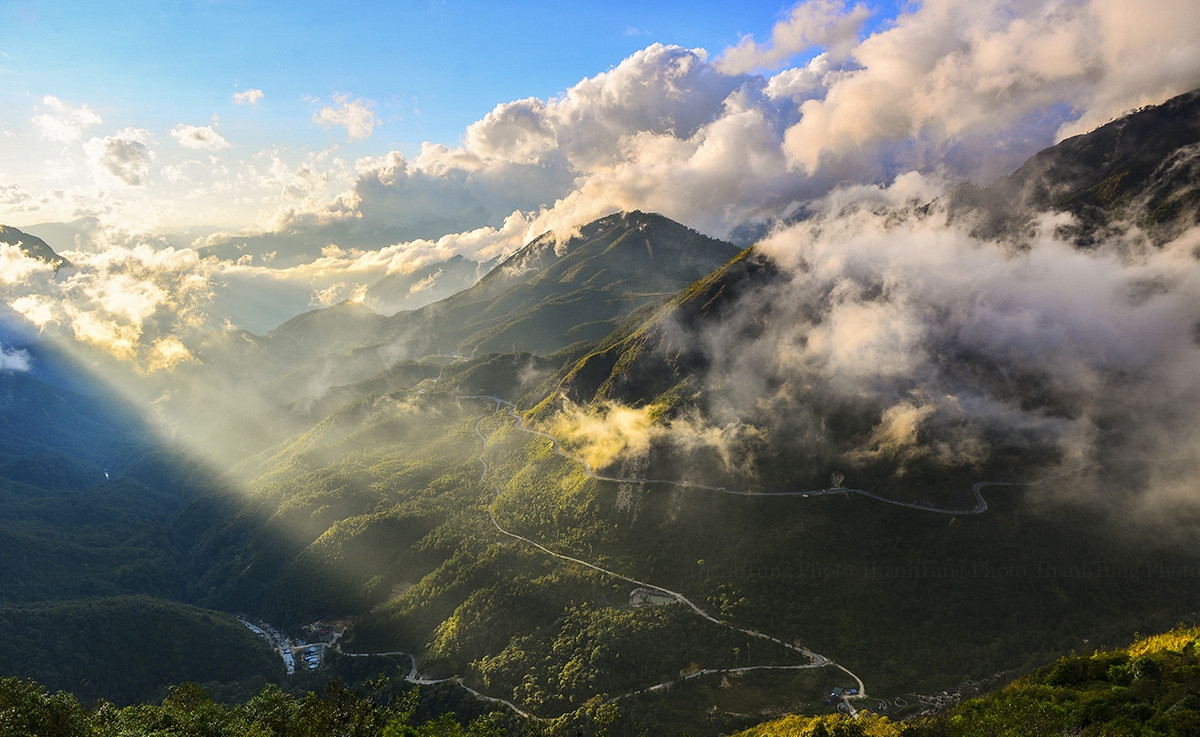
[170,123,231,150]
[0,344,32,373]
[3,237,216,370]
[233,88,264,105]
[272,0,1199,255]
[715,0,871,74]
[31,96,102,143]
[24,0,1195,314]
[777,0,1200,177]
[1057,0,1200,138]
[0,183,33,207]
[658,186,1200,496]
[84,128,155,186]
[312,94,380,141]
[0,243,54,285]
[273,44,751,240]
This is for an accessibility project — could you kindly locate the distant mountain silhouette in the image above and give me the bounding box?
[0,224,71,270]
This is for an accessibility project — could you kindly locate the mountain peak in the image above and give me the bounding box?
[487,210,735,286]
[357,211,743,360]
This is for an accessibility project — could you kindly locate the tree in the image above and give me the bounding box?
[0,677,87,737]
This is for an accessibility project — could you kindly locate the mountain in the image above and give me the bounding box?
[207,210,743,416]
[174,102,1200,731]
[949,87,1200,244]
[0,596,280,706]
[0,224,71,270]
[0,354,283,703]
[266,300,389,366]
[362,209,743,359]
[67,102,1200,724]
[547,89,1200,497]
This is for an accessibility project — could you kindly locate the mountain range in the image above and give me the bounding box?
[2,87,1200,734]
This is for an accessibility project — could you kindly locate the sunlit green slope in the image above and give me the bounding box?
[733,627,1200,737]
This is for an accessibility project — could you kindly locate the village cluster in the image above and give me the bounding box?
[239,618,342,675]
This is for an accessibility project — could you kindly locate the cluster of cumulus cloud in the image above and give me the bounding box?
[742,190,1200,468]
[12,0,1200,256]
[1,237,214,373]
[169,0,1198,339]
[121,0,1177,343]
[267,0,1200,251]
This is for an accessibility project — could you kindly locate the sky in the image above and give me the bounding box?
[0,0,902,231]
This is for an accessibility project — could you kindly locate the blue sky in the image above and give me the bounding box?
[1,1,901,164]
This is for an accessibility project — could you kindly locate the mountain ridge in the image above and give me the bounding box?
[221,210,743,414]
[949,86,1200,244]
[364,210,744,359]
[0,224,71,270]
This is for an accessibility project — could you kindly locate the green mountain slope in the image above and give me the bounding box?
[400,210,741,356]
[0,349,284,705]
[167,211,741,466]
[544,90,1200,501]
[0,368,191,604]
[733,627,1200,736]
[180,90,1200,729]
[6,90,1200,735]
[0,596,280,706]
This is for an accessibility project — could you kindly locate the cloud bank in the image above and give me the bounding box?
[6,0,1198,288]
[3,238,214,372]
[605,184,1200,512]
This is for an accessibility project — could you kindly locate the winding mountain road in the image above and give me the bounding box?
[462,395,868,714]
[453,395,1116,716]
[273,395,1113,721]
